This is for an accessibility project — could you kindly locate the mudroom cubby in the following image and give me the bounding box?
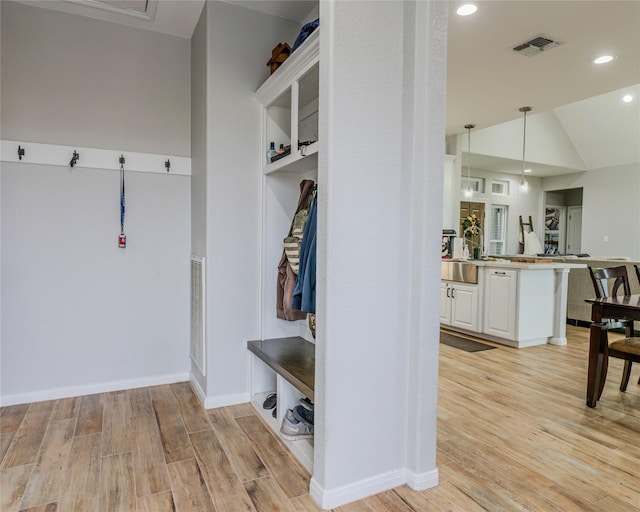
[248,337,315,472]
[257,29,319,176]
[248,27,320,473]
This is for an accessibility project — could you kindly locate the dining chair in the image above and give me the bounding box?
[635,264,640,286]
[588,265,637,391]
[589,323,640,404]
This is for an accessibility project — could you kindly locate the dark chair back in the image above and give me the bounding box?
[588,265,632,298]
[635,264,640,286]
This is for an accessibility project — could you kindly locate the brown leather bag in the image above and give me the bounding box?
[277,179,315,320]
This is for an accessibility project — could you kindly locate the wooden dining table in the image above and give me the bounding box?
[585,294,640,407]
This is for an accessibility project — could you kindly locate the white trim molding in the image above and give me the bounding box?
[309,470,408,510]
[189,375,250,410]
[405,467,439,491]
[1,140,191,176]
[0,372,191,407]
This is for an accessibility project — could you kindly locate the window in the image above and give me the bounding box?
[488,205,507,255]
[491,180,509,195]
[460,177,484,193]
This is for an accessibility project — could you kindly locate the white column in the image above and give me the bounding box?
[311,0,445,508]
[549,267,571,345]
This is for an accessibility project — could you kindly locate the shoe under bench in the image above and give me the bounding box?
[247,336,315,472]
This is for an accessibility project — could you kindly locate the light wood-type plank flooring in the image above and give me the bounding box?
[1,325,639,511]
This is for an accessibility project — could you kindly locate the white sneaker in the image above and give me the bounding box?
[280,410,314,440]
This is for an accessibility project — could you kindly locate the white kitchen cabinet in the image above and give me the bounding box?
[482,266,556,346]
[483,269,517,339]
[440,282,452,324]
[441,281,480,332]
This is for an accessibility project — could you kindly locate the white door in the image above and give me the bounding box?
[566,206,582,254]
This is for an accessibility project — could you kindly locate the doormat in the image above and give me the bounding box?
[440,331,496,352]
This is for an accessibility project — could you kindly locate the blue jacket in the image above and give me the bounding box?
[292,194,317,313]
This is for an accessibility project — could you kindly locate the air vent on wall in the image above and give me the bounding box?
[513,35,562,56]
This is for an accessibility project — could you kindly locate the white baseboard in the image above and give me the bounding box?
[189,375,207,407]
[0,372,191,407]
[405,467,439,491]
[189,375,250,410]
[309,469,408,510]
[204,392,251,410]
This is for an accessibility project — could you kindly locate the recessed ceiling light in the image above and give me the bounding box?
[524,169,532,174]
[456,3,478,16]
[593,55,616,64]
[623,94,633,103]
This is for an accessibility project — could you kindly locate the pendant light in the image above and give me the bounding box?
[464,123,475,199]
[519,106,532,193]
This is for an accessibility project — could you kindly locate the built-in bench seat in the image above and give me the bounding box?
[247,337,315,400]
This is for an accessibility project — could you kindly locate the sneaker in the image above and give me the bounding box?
[298,397,314,411]
[280,411,314,440]
[292,404,314,426]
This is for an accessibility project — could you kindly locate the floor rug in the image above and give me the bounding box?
[440,331,496,352]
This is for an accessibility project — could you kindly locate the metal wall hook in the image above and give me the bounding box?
[165,159,171,172]
[69,150,80,168]
[18,145,25,160]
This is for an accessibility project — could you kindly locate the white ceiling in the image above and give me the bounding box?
[447,0,640,177]
[16,0,640,175]
[446,0,640,135]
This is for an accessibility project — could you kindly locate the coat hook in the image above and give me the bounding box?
[18,145,25,160]
[69,150,80,168]
[165,159,170,172]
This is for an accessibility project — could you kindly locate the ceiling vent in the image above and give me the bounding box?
[64,0,156,20]
[513,35,562,56]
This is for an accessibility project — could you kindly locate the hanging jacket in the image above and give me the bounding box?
[277,179,315,320]
[292,194,317,314]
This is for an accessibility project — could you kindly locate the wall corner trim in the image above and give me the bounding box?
[1,140,191,176]
[405,467,439,491]
[189,377,250,411]
[309,469,409,510]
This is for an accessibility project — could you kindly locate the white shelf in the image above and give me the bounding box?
[255,30,319,107]
[264,142,318,175]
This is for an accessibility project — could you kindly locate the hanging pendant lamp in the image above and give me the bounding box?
[464,123,475,199]
[519,106,532,193]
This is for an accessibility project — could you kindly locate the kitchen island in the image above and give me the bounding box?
[441,259,586,348]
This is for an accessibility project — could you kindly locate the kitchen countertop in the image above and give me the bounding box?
[442,259,587,270]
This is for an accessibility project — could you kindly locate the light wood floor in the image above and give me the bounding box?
[1,325,639,511]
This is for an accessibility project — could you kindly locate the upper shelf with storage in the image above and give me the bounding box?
[255,29,319,176]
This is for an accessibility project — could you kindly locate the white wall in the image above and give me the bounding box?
[543,164,640,260]
[462,168,542,255]
[464,110,586,170]
[0,1,190,156]
[199,2,300,406]
[0,2,191,404]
